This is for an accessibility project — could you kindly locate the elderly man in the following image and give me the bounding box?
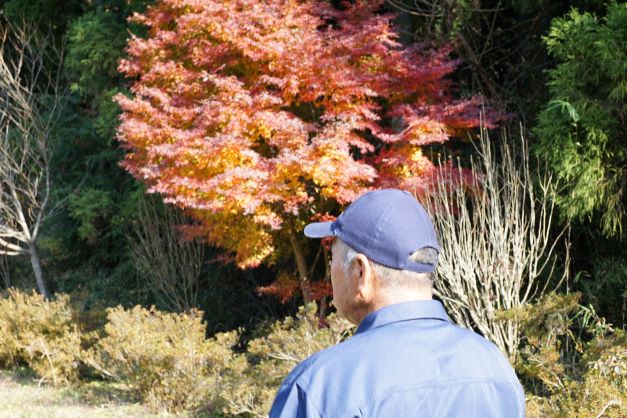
[269,189,525,417]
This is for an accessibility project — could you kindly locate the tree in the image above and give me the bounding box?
[0,0,83,33]
[116,0,492,301]
[36,1,156,309]
[534,2,626,238]
[0,21,67,298]
[386,1,590,119]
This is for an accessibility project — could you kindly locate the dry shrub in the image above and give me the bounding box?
[0,288,83,385]
[89,305,237,414]
[222,303,354,417]
[501,292,626,417]
[425,128,569,361]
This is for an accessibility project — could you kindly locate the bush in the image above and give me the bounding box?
[0,289,83,385]
[501,292,627,417]
[222,303,354,417]
[0,290,351,416]
[89,305,238,414]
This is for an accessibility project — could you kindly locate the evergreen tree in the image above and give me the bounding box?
[534,2,625,238]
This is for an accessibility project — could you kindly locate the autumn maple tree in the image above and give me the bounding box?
[116,0,489,302]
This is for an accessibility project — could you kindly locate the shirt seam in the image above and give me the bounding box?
[296,382,327,418]
[330,378,521,418]
[356,301,450,334]
[356,315,449,335]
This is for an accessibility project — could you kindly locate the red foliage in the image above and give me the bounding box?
[256,273,300,304]
[257,275,332,304]
[116,0,491,268]
[305,280,333,301]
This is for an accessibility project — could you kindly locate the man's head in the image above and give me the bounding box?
[304,189,440,324]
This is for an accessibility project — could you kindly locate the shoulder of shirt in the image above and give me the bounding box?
[280,329,370,388]
[282,317,517,390]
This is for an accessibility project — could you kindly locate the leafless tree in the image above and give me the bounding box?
[126,195,204,312]
[0,21,67,299]
[423,127,569,360]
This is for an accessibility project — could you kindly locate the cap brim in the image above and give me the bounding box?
[304,221,335,238]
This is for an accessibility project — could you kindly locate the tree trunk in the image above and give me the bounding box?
[288,228,311,304]
[318,243,332,320]
[28,241,49,299]
[0,256,10,289]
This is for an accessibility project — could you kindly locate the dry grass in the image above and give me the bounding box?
[0,369,177,418]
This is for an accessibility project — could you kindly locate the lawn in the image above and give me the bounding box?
[0,369,174,418]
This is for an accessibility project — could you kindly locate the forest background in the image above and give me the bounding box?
[0,0,624,417]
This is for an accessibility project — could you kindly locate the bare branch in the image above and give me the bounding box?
[0,18,67,298]
[0,236,26,253]
[126,194,204,312]
[422,126,569,360]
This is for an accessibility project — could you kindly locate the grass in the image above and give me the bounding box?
[0,369,177,418]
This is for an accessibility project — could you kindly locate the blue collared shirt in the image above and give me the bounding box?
[269,300,525,418]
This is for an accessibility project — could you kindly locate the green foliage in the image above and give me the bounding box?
[86,303,352,416]
[29,2,153,310]
[499,292,583,387]
[68,188,114,243]
[0,0,83,31]
[94,88,125,140]
[534,2,626,237]
[89,305,237,414]
[0,289,84,386]
[65,12,127,98]
[575,257,626,329]
[222,303,354,417]
[502,292,626,417]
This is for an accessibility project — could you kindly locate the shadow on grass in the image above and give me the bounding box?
[1,367,140,407]
[59,379,141,406]
[1,365,38,382]
[1,368,215,417]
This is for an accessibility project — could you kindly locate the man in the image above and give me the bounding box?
[269,189,525,417]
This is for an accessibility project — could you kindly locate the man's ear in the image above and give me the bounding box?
[353,253,375,303]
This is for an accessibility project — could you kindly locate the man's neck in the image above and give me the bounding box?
[361,286,433,323]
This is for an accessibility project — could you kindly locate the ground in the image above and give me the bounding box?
[0,369,175,418]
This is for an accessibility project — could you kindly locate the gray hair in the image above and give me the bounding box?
[338,239,437,290]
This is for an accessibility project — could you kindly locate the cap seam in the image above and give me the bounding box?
[369,193,400,252]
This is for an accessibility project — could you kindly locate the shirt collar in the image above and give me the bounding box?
[356,299,450,335]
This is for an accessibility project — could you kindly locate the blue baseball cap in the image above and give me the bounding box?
[304,189,440,273]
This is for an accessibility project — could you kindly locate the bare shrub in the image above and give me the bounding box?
[125,194,203,312]
[424,127,568,360]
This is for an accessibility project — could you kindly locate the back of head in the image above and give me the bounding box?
[306,189,440,295]
[305,188,441,274]
[337,239,438,292]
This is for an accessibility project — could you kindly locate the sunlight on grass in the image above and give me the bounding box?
[0,369,178,418]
